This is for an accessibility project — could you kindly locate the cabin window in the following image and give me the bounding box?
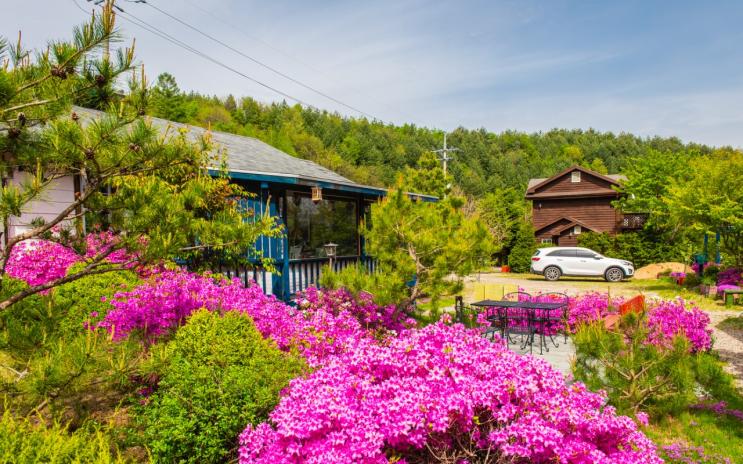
[574,225,582,235]
[541,238,552,244]
[571,171,581,183]
[286,192,358,259]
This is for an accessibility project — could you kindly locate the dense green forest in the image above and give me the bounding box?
[147,72,724,198]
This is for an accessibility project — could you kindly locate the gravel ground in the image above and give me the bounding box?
[708,310,743,390]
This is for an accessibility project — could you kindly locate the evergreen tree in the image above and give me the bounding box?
[508,222,537,273]
[0,6,281,311]
[406,151,449,199]
[322,179,494,315]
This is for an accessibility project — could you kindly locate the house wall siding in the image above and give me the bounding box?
[534,197,618,233]
[6,173,77,241]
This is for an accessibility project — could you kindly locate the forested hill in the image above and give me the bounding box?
[147,73,721,197]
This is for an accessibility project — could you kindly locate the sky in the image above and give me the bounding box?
[3,0,743,147]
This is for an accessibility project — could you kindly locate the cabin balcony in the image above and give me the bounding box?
[618,213,648,230]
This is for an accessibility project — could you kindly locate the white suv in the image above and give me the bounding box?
[530,247,634,282]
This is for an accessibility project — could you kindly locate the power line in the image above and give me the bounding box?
[175,0,425,126]
[73,0,311,107]
[137,1,380,121]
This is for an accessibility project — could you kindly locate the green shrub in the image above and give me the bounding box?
[0,408,129,463]
[135,310,304,464]
[55,263,141,336]
[683,273,700,288]
[576,231,615,255]
[702,264,721,283]
[507,222,536,273]
[578,230,676,268]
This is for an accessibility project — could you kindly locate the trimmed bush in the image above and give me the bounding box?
[135,309,304,464]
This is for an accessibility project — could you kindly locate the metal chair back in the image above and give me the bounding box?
[502,291,533,302]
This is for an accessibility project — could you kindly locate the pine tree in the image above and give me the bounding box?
[0,6,281,311]
[323,178,495,315]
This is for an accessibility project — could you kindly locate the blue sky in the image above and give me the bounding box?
[4,0,743,146]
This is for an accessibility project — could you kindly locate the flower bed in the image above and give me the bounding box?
[238,321,662,464]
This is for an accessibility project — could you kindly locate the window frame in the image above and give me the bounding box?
[571,171,581,183]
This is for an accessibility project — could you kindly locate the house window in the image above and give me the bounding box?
[571,171,581,183]
[574,225,582,235]
[541,238,552,244]
[286,192,358,259]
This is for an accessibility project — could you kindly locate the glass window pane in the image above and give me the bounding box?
[287,192,358,258]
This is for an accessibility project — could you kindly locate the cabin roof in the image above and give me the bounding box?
[72,107,437,201]
[525,166,627,193]
[533,215,599,236]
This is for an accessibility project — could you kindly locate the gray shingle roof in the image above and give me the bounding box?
[73,107,372,189]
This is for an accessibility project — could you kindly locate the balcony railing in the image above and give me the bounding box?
[618,213,648,230]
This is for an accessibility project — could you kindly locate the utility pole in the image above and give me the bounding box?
[431,132,461,178]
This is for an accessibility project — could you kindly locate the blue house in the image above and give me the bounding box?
[31,109,437,301]
[148,114,437,301]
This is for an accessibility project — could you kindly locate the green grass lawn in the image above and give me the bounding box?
[646,358,743,463]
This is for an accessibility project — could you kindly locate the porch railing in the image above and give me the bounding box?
[288,255,375,295]
[618,213,648,230]
[179,255,378,301]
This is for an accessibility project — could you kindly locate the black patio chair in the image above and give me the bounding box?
[533,292,570,352]
[497,292,535,352]
[456,296,501,341]
[502,291,533,303]
[497,305,536,353]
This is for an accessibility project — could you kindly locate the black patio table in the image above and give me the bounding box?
[471,300,566,354]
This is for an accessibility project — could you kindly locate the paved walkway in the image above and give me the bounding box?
[487,329,575,376]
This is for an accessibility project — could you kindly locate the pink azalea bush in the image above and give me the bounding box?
[238,321,662,464]
[717,267,743,287]
[6,240,80,287]
[295,287,414,332]
[99,271,371,365]
[6,232,135,287]
[644,298,712,352]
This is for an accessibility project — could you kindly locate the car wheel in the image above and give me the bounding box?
[605,267,624,283]
[544,266,561,282]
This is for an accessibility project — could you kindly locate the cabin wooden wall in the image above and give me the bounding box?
[534,197,617,232]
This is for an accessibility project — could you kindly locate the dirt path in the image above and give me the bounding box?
[709,310,743,390]
[467,271,663,299]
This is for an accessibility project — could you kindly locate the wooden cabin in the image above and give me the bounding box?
[6,108,437,302]
[525,166,646,247]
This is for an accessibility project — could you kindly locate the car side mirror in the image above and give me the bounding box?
[594,255,603,259]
